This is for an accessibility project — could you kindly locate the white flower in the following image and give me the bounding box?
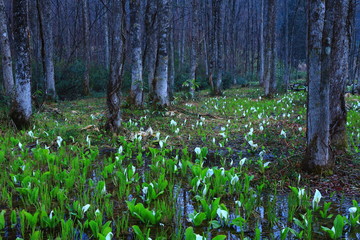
[159,140,164,148]
[235,200,242,207]
[298,188,305,199]
[239,158,246,166]
[212,138,216,144]
[280,130,287,138]
[194,147,201,155]
[170,120,177,126]
[82,204,91,213]
[217,208,229,220]
[28,131,35,138]
[312,189,322,209]
[105,232,113,240]
[231,175,239,185]
[86,135,91,147]
[49,210,54,219]
[18,142,23,150]
[142,186,148,195]
[219,132,226,138]
[263,162,271,168]
[206,169,214,177]
[259,126,264,131]
[248,140,258,148]
[118,146,123,154]
[349,207,357,214]
[57,136,63,147]
[299,127,303,132]
[174,128,180,134]
[95,209,101,216]
[195,234,205,240]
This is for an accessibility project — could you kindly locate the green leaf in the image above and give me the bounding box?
[184,227,196,240]
[212,235,226,240]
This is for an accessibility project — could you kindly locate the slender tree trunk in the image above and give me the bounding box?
[129,0,143,107]
[37,0,56,100]
[168,4,175,101]
[0,0,14,98]
[283,0,290,92]
[189,0,198,98]
[104,4,110,69]
[329,0,350,153]
[106,0,125,132]
[153,0,170,107]
[303,0,330,173]
[10,0,32,129]
[264,0,276,97]
[82,0,90,96]
[214,0,224,96]
[144,0,157,94]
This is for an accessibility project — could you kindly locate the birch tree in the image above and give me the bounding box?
[303,0,330,172]
[152,0,170,107]
[129,0,143,106]
[10,0,32,129]
[106,0,126,132]
[37,0,56,100]
[82,0,90,96]
[329,0,351,153]
[264,0,277,97]
[0,0,14,98]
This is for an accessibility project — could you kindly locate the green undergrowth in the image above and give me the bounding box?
[0,87,359,239]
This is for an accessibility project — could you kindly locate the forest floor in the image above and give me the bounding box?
[0,86,359,239]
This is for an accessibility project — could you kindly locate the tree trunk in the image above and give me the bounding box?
[82,0,90,96]
[104,3,110,69]
[189,0,198,99]
[129,0,143,107]
[329,0,350,153]
[303,0,330,173]
[153,0,170,107]
[264,0,276,97]
[0,0,14,98]
[144,0,157,94]
[106,0,126,132]
[37,0,56,100]
[10,0,32,130]
[168,4,175,101]
[283,0,290,92]
[214,0,224,96]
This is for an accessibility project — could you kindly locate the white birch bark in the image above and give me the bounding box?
[10,0,32,129]
[153,0,170,107]
[0,0,14,98]
[130,0,143,107]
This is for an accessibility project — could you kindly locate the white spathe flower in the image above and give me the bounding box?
[206,169,214,178]
[194,147,201,155]
[259,125,264,131]
[280,130,287,138]
[312,189,322,209]
[239,158,246,166]
[349,207,357,214]
[219,132,226,138]
[174,128,180,134]
[195,234,205,240]
[142,186,148,195]
[235,200,242,207]
[18,142,23,150]
[231,175,239,185]
[118,146,123,154]
[49,210,54,219]
[170,120,177,126]
[217,208,229,220]
[95,209,101,216]
[28,131,35,138]
[86,135,91,147]
[101,184,107,194]
[298,188,305,199]
[159,140,164,148]
[248,140,258,148]
[57,136,63,147]
[82,204,91,213]
[105,232,113,240]
[263,162,271,168]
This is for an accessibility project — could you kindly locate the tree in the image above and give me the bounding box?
[264,0,277,97]
[129,0,143,107]
[105,0,126,132]
[189,0,199,98]
[152,0,170,107]
[82,0,90,96]
[10,0,32,129]
[37,0,56,100]
[329,0,351,153]
[0,0,14,99]
[303,0,330,173]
